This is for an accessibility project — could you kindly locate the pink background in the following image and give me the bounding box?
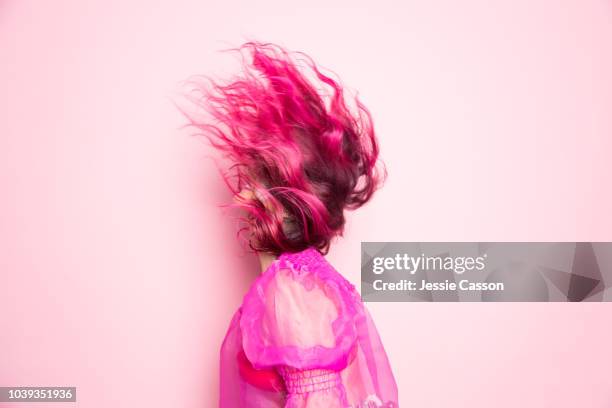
[1,0,612,407]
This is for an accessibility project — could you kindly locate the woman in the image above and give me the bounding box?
[184,42,398,407]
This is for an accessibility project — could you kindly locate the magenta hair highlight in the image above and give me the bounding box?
[182,42,385,255]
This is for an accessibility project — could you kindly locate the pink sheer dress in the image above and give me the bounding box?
[220,247,398,407]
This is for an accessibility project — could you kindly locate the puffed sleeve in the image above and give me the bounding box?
[239,256,361,406]
[239,258,359,371]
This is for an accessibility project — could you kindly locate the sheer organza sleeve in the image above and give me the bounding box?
[239,257,359,407]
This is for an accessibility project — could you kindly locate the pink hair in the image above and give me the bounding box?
[181,42,385,255]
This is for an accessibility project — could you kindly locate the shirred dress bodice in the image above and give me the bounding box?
[219,247,399,407]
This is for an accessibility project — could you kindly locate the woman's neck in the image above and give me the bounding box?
[258,251,278,274]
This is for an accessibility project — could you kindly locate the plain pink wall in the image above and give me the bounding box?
[1,0,612,407]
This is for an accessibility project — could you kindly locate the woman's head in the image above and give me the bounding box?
[184,42,385,255]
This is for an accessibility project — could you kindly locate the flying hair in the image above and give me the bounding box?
[179,41,386,255]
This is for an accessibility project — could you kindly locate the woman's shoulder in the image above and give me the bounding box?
[239,247,363,369]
